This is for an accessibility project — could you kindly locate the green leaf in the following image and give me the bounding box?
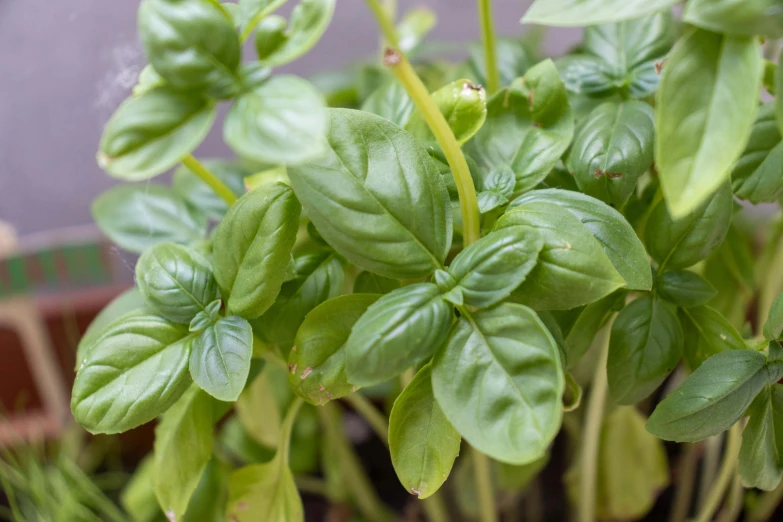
[389,363,460,498]
[183,459,230,522]
[647,350,769,442]
[253,252,344,357]
[254,0,335,66]
[497,453,549,492]
[138,0,240,96]
[680,306,746,371]
[121,456,161,522]
[496,202,625,310]
[608,296,683,405]
[173,159,249,219]
[778,53,783,136]
[153,386,213,520]
[397,7,436,53]
[77,289,147,367]
[288,109,452,279]
[732,103,783,204]
[135,243,219,324]
[406,79,487,145]
[225,75,327,166]
[289,294,381,405]
[656,28,762,218]
[684,0,783,38]
[190,316,253,401]
[92,184,207,254]
[360,80,414,127]
[656,270,717,308]
[568,101,655,207]
[523,0,679,26]
[97,87,216,181]
[133,64,165,96]
[468,37,533,88]
[564,292,625,368]
[764,293,783,340]
[557,14,676,98]
[236,364,288,448]
[432,303,563,464]
[353,271,401,295]
[446,226,543,309]
[345,283,453,386]
[510,188,652,291]
[239,0,287,35]
[71,314,192,434]
[739,385,783,490]
[213,183,301,319]
[646,183,733,271]
[465,60,574,196]
[189,300,222,332]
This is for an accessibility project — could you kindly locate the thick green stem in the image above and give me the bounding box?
[472,447,498,522]
[578,321,612,522]
[670,442,700,522]
[364,1,481,246]
[343,393,389,447]
[748,479,783,522]
[694,424,742,522]
[181,155,237,206]
[477,0,500,94]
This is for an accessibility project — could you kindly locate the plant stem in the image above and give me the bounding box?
[694,424,742,522]
[280,398,303,466]
[472,447,498,522]
[364,1,481,246]
[181,154,237,206]
[698,433,724,511]
[295,475,329,497]
[423,493,450,522]
[670,442,700,522]
[578,321,612,522]
[317,402,392,522]
[758,231,783,330]
[477,0,500,94]
[747,479,783,522]
[717,472,743,522]
[343,393,389,447]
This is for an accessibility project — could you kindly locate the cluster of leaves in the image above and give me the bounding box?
[70,0,783,520]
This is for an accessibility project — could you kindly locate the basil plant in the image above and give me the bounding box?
[73,0,783,520]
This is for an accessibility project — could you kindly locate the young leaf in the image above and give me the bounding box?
[135,243,219,324]
[252,252,344,357]
[680,306,746,370]
[92,184,207,254]
[360,80,414,127]
[764,293,783,341]
[522,0,679,26]
[77,289,147,366]
[446,226,543,309]
[212,183,301,319]
[432,303,564,464]
[190,316,253,401]
[496,202,625,310]
[139,0,240,96]
[645,183,733,271]
[289,294,381,405]
[353,271,401,295]
[564,292,625,368]
[568,101,655,208]
[239,0,287,35]
[608,296,684,405]
[121,456,160,522]
[684,0,783,39]
[406,79,487,145]
[656,28,762,218]
[655,270,717,308]
[345,283,453,386]
[389,364,461,499]
[287,109,452,279]
[71,314,192,434]
[97,87,216,181]
[468,37,533,89]
[732,103,783,204]
[224,75,327,166]
[254,0,335,66]
[190,300,222,332]
[646,350,769,442]
[464,60,574,196]
[509,189,652,291]
[173,159,249,219]
[153,386,213,521]
[739,385,783,491]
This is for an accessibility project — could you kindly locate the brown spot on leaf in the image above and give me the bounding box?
[289,363,297,374]
[301,367,312,379]
[606,171,623,179]
[655,60,666,75]
[594,167,603,179]
[165,510,176,522]
[410,488,422,497]
[383,48,401,67]
[236,502,248,511]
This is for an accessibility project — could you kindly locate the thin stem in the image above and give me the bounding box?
[295,475,329,497]
[694,424,742,522]
[181,155,237,206]
[364,1,481,246]
[578,321,612,522]
[423,493,450,522]
[670,442,701,522]
[747,479,783,522]
[698,433,724,512]
[280,398,304,466]
[758,231,783,330]
[717,472,743,522]
[473,447,498,522]
[477,0,500,94]
[343,393,389,447]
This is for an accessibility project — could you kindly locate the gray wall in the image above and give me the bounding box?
[0,0,579,237]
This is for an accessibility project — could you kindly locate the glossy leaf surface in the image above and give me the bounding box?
[406,79,487,145]
[680,306,746,370]
[77,289,147,366]
[239,0,287,34]
[432,303,564,464]
[254,0,335,66]
[190,316,253,401]
[732,103,783,204]
[656,270,716,308]
[353,271,401,295]
[684,0,783,38]
[522,0,679,26]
